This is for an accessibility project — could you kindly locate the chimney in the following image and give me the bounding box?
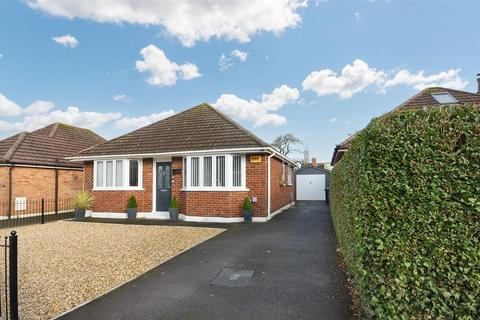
[312,157,317,166]
[477,73,480,94]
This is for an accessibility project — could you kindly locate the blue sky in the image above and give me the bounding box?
[0,0,478,162]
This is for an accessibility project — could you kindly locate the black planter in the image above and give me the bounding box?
[127,208,137,220]
[243,209,252,223]
[75,208,86,220]
[169,208,179,221]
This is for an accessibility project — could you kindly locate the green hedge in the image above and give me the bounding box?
[330,105,480,319]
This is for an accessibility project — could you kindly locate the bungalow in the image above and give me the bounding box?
[331,83,480,165]
[0,123,106,215]
[70,103,296,222]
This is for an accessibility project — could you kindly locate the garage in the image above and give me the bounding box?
[296,166,329,201]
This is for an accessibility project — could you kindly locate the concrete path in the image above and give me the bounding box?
[60,202,354,320]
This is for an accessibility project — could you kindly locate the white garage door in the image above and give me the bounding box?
[296,174,326,201]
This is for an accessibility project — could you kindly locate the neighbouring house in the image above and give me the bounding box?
[331,81,480,165]
[69,103,296,223]
[0,123,106,215]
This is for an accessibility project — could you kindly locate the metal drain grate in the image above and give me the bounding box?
[211,268,255,287]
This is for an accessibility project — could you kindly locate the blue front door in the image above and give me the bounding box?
[156,162,171,211]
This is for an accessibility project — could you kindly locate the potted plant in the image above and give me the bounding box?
[169,197,180,221]
[73,191,94,219]
[127,195,138,220]
[243,197,253,223]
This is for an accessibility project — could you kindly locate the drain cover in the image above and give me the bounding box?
[211,268,255,287]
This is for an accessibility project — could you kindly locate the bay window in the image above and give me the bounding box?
[183,154,246,190]
[94,159,142,190]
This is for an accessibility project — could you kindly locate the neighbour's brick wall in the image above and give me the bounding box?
[270,157,295,213]
[84,159,153,212]
[0,166,83,215]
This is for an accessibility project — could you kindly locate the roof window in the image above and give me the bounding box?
[431,92,458,104]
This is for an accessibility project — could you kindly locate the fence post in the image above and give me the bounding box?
[41,198,45,224]
[9,231,18,320]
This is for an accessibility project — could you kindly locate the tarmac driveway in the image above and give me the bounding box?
[60,201,354,320]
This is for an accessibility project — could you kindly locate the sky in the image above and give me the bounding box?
[0,0,479,162]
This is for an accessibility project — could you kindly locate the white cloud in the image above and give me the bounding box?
[329,118,337,123]
[0,93,22,116]
[23,100,55,115]
[302,59,468,98]
[114,110,175,129]
[219,49,248,71]
[28,0,307,47]
[113,94,132,102]
[135,45,201,87]
[231,50,248,62]
[51,34,79,48]
[213,85,300,127]
[383,69,468,90]
[22,107,121,131]
[302,59,386,99]
[0,106,122,133]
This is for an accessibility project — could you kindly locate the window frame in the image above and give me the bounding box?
[287,165,293,185]
[93,159,143,190]
[183,154,247,191]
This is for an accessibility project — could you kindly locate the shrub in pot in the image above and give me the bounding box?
[169,197,179,221]
[73,191,94,219]
[127,195,138,220]
[243,197,253,223]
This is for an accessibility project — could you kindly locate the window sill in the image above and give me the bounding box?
[93,187,144,191]
[181,187,249,192]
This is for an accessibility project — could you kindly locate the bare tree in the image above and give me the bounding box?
[271,134,302,156]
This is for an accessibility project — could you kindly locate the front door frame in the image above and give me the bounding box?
[152,157,173,212]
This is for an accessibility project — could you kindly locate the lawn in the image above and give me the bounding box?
[1,221,225,320]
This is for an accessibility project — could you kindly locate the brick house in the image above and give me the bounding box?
[0,123,106,215]
[70,104,296,222]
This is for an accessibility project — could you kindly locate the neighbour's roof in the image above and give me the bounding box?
[296,165,330,175]
[330,87,480,165]
[0,123,106,168]
[78,103,270,157]
[395,87,480,110]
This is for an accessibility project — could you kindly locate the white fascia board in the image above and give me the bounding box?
[67,147,269,161]
[67,146,296,166]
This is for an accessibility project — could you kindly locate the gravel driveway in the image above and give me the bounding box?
[0,221,224,320]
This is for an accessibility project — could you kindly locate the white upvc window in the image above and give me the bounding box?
[282,162,286,182]
[287,166,293,185]
[94,159,143,190]
[183,154,246,191]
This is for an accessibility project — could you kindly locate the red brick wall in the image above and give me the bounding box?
[270,157,295,212]
[0,166,83,203]
[84,159,153,212]
[170,155,268,217]
[86,154,294,219]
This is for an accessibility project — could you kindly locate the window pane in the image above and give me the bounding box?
[115,160,123,186]
[129,160,139,187]
[106,161,113,187]
[191,157,199,187]
[288,166,292,185]
[203,156,212,187]
[216,156,225,187]
[96,161,104,187]
[232,156,242,187]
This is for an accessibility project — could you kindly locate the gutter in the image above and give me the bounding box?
[8,164,13,219]
[267,152,275,220]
